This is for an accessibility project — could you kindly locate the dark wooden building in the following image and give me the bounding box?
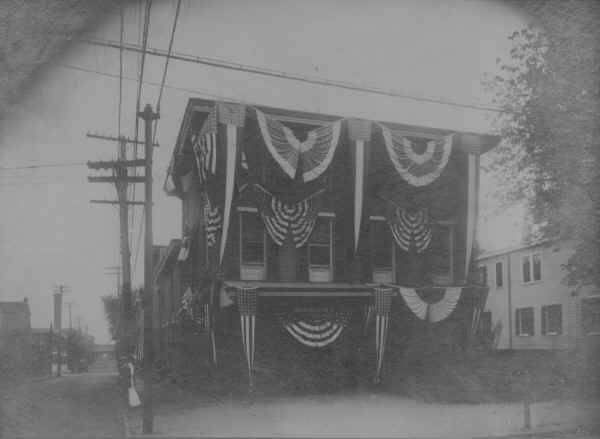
[153,98,499,385]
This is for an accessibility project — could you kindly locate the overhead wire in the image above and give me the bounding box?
[133,0,183,276]
[131,0,153,277]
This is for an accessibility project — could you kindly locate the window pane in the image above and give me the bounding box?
[495,262,503,287]
[242,213,263,242]
[479,266,488,285]
[533,253,542,281]
[372,221,392,268]
[241,212,264,264]
[309,244,330,266]
[549,304,562,334]
[242,242,264,264]
[522,256,531,283]
[516,307,534,336]
[310,219,330,244]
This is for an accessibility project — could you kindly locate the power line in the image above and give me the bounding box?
[0,162,86,171]
[156,0,182,114]
[131,0,153,256]
[81,36,511,115]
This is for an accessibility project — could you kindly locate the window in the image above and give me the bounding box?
[478,266,488,286]
[516,307,534,336]
[308,216,333,282]
[495,262,503,288]
[541,304,562,335]
[583,299,600,335]
[480,311,492,338]
[522,252,542,283]
[370,218,394,283]
[239,210,265,280]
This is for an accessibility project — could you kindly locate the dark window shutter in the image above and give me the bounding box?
[541,305,547,335]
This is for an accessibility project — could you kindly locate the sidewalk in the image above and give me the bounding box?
[127,394,600,437]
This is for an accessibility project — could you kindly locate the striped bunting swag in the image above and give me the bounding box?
[398,287,462,323]
[379,124,453,187]
[235,286,258,385]
[192,108,218,183]
[255,107,341,182]
[388,208,432,254]
[279,311,351,348]
[254,184,323,248]
[203,198,222,248]
[373,287,393,383]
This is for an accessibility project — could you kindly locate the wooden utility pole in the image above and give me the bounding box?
[140,103,159,434]
[52,284,70,377]
[87,134,147,361]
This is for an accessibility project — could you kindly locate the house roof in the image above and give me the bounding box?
[165,98,501,196]
[476,239,555,261]
[0,301,30,314]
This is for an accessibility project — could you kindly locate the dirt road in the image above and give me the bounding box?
[1,369,125,437]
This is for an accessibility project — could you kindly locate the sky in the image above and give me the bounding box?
[0,0,526,343]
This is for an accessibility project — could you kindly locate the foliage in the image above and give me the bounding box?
[485,2,600,286]
[101,294,121,341]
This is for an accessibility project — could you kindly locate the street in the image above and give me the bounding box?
[1,365,125,438]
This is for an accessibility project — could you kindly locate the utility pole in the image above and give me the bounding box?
[140,103,159,434]
[87,134,148,361]
[52,284,70,377]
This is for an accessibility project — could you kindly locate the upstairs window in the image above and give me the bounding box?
[308,215,333,282]
[516,307,534,336]
[541,304,562,335]
[239,209,266,280]
[495,262,504,288]
[522,253,542,283]
[478,266,488,286]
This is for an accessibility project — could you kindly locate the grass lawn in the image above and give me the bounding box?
[148,313,596,410]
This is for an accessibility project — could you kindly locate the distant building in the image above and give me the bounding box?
[0,298,32,373]
[92,343,115,361]
[31,327,53,376]
[477,240,600,350]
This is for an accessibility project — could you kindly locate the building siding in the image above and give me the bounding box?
[478,242,585,350]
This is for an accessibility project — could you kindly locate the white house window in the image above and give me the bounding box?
[308,215,333,282]
[516,307,534,336]
[522,252,542,283]
[541,304,562,335]
[583,299,600,335]
[370,217,394,284]
[480,311,492,338]
[495,261,503,288]
[478,266,488,286]
[239,209,266,280]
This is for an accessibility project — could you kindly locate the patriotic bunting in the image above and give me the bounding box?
[398,287,462,323]
[278,311,351,348]
[465,153,478,279]
[255,107,341,182]
[177,236,190,261]
[253,184,324,248]
[234,286,258,385]
[388,208,432,253]
[373,287,393,384]
[216,102,246,266]
[379,124,453,187]
[203,198,222,248]
[348,119,372,253]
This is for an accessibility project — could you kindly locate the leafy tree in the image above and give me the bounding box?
[101,294,121,341]
[485,1,600,287]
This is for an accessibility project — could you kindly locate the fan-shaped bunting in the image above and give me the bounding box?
[388,208,432,253]
[255,108,341,182]
[380,124,453,187]
[253,184,324,247]
[398,287,462,323]
[278,311,351,348]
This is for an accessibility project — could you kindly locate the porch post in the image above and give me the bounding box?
[236,286,258,387]
[373,287,393,384]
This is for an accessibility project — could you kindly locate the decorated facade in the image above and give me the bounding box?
[159,98,499,385]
